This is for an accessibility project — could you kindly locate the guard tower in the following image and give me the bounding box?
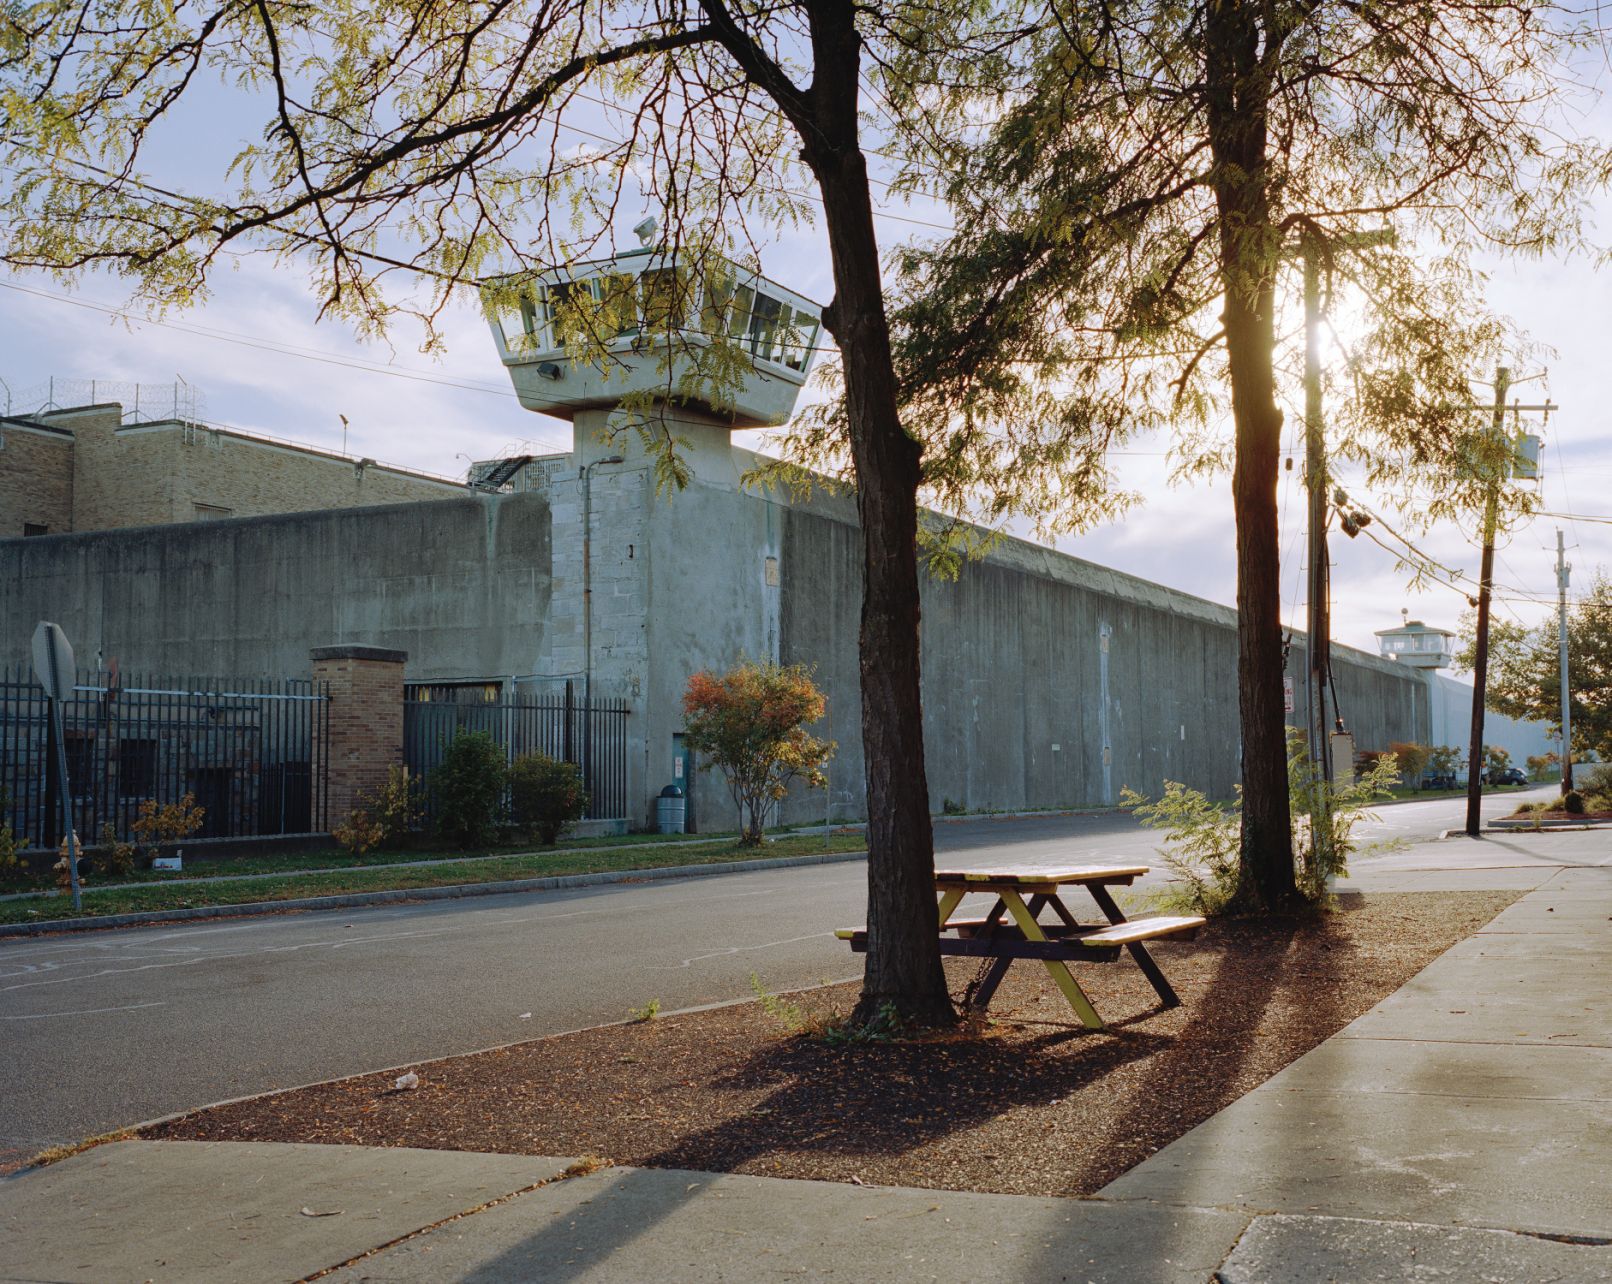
[476,237,824,830]
[1374,616,1456,670]
[483,236,822,478]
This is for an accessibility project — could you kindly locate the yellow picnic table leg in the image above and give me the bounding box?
[1001,890,1105,1030]
[936,887,966,930]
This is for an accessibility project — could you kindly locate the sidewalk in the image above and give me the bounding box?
[3,830,1608,1282]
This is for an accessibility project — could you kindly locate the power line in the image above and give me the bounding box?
[0,277,575,455]
[559,86,957,232]
[1538,507,1612,526]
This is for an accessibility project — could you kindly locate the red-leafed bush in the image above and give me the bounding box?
[682,662,834,846]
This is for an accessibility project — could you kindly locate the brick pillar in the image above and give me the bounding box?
[310,645,407,825]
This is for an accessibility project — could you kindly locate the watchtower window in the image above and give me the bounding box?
[778,308,819,372]
[747,293,785,362]
[639,267,686,333]
[700,271,737,336]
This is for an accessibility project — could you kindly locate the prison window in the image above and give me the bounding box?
[64,731,96,794]
[118,738,158,798]
[406,681,504,704]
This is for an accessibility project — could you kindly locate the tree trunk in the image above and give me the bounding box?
[1206,2,1298,910]
[799,0,952,1027]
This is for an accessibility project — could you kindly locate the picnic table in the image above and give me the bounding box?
[837,863,1204,1030]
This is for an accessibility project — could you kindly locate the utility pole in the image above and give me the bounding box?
[1460,372,1556,835]
[1464,367,1509,837]
[1297,228,1392,796]
[1558,529,1573,793]
[1303,243,1330,786]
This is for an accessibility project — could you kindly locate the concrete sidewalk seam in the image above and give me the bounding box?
[296,1158,612,1283]
[0,848,869,938]
[1332,1034,1612,1051]
[1100,1194,1612,1245]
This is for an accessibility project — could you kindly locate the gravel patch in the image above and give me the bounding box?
[145,891,1515,1197]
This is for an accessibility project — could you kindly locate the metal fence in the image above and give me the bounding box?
[0,668,329,847]
[403,685,630,821]
[1,375,205,424]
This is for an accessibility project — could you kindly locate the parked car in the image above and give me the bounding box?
[1421,772,1458,790]
[1487,766,1528,787]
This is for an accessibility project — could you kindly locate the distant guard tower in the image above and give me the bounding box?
[483,227,822,480]
[1374,614,1456,670]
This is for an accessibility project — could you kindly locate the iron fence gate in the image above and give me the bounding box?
[403,685,629,822]
[0,668,330,846]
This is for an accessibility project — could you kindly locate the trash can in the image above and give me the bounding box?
[656,784,686,834]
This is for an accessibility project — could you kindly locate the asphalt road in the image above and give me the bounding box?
[0,787,1555,1162]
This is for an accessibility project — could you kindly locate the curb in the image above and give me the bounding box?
[0,848,868,939]
[1441,824,1612,838]
[1483,822,1612,833]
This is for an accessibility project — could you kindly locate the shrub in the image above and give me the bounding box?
[96,823,139,879]
[1525,752,1559,782]
[1388,742,1431,787]
[1127,729,1396,914]
[1427,745,1462,778]
[1563,790,1586,815]
[333,808,387,856]
[1121,782,1241,916]
[508,752,589,845]
[430,731,508,848]
[682,661,834,846]
[366,765,423,845]
[1577,763,1612,797]
[334,765,423,855]
[131,793,205,866]
[0,788,20,880]
[1290,738,1399,901]
[0,823,18,881]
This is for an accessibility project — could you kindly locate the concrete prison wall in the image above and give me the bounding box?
[777,501,1432,822]
[2,473,1442,829]
[0,493,553,682]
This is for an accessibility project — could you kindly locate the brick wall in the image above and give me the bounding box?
[70,408,183,530]
[2,401,465,535]
[0,417,75,536]
[310,645,407,823]
[162,424,462,523]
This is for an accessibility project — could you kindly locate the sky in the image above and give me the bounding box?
[3,42,1610,666]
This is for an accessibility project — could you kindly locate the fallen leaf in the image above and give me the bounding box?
[300,1207,342,1218]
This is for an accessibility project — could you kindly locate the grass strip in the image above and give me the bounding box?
[0,833,867,926]
[5,827,777,891]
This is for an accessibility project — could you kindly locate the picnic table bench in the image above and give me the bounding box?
[837,863,1203,1030]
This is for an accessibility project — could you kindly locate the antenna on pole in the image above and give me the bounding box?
[339,414,350,457]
